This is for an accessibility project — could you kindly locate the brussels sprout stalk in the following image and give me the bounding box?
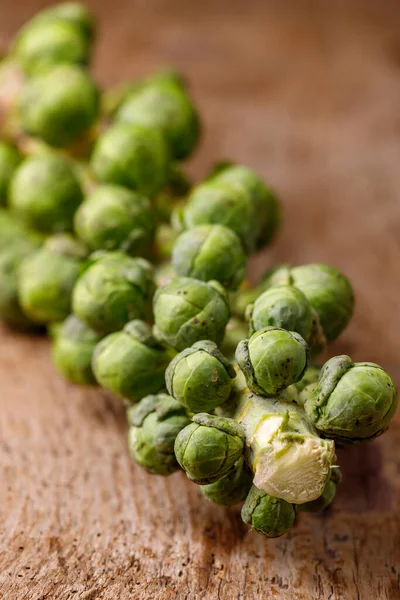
[222,387,335,504]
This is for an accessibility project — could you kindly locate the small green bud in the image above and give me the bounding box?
[209,164,281,248]
[52,314,102,384]
[9,151,83,233]
[127,393,191,475]
[172,224,246,290]
[174,413,245,484]
[241,486,296,538]
[28,3,95,40]
[303,355,398,444]
[102,71,187,118]
[153,276,230,351]
[19,234,87,324]
[0,141,21,206]
[201,458,253,506]
[19,64,99,148]
[91,122,170,197]
[262,263,354,342]
[72,251,154,334]
[246,285,326,355]
[298,467,341,513]
[74,184,155,255]
[92,320,172,403]
[166,340,236,413]
[182,181,258,254]
[236,326,309,396]
[116,78,200,160]
[13,18,90,76]
[0,237,42,330]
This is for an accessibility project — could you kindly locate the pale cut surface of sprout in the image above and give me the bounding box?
[222,386,335,504]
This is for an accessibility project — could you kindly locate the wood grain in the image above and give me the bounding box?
[1,1,400,598]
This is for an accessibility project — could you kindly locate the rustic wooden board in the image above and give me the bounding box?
[1,1,400,598]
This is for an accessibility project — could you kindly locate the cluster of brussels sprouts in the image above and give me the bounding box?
[0,3,397,540]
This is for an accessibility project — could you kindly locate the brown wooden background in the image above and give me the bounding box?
[1,1,400,598]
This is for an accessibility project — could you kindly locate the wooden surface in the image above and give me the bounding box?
[1,1,400,598]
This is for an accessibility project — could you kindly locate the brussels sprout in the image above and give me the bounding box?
[19,234,87,324]
[92,320,173,403]
[127,393,191,475]
[102,70,186,119]
[0,141,21,205]
[180,181,258,254]
[51,314,102,384]
[9,151,83,233]
[72,251,154,334]
[174,413,245,484]
[91,122,170,197]
[74,184,155,255]
[201,457,253,506]
[241,486,296,538]
[172,225,246,290]
[236,326,309,396]
[0,237,42,330]
[224,387,335,504]
[153,276,230,351]
[166,340,236,413]
[246,285,326,354]
[141,70,187,92]
[13,18,90,76]
[116,78,200,160]
[209,164,281,248]
[19,64,99,148]
[25,2,95,40]
[262,264,354,342]
[302,355,398,445]
[298,467,342,513]
[220,317,249,362]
